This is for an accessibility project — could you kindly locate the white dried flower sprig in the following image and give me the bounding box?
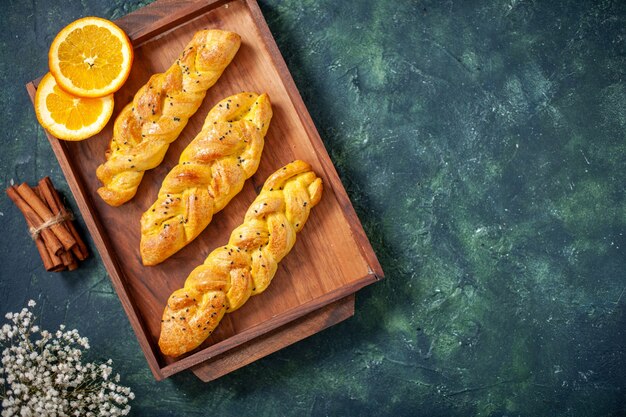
[0,300,135,417]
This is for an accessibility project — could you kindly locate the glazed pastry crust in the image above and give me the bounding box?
[140,92,272,266]
[96,30,241,206]
[158,160,323,357]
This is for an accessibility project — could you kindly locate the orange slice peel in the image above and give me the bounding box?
[35,72,114,141]
[48,16,133,98]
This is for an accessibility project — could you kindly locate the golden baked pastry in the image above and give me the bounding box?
[96,29,241,206]
[140,92,273,266]
[158,160,323,357]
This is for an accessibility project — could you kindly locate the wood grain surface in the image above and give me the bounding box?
[26,0,382,380]
[191,294,355,382]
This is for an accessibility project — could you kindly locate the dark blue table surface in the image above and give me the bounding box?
[1,0,625,415]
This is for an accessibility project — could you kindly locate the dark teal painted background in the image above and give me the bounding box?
[1,0,625,416]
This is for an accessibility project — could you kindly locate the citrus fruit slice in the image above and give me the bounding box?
[35,72,114,141]
[48,16,133,98]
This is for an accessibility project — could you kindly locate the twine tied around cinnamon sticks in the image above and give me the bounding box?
[28,211,74,240]
[6,177,89,272]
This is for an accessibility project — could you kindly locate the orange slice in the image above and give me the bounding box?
[35,73,114,141]
[48,16,133,98]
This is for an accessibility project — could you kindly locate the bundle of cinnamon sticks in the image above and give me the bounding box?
[6,177,88,272]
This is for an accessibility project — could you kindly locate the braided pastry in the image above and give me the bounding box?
[158,160,323,357]
[96,30,241,206]
[140,92,273,266]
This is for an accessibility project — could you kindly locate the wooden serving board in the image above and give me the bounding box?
[26,0,383,381]
[192,294,355,382]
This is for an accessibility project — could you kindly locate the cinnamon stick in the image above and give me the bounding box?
[6,186,65,271]
[33,236,54,271]
[59,250,75,268]
[32,185,68,271]
[16,183,76,251]
[45,245,66,272]
[38,178,88,261]
[33,184,79,271]
[36,182,77,267]
[6,186,64,256]
[66,258,79,271]
[7,179,89,272]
